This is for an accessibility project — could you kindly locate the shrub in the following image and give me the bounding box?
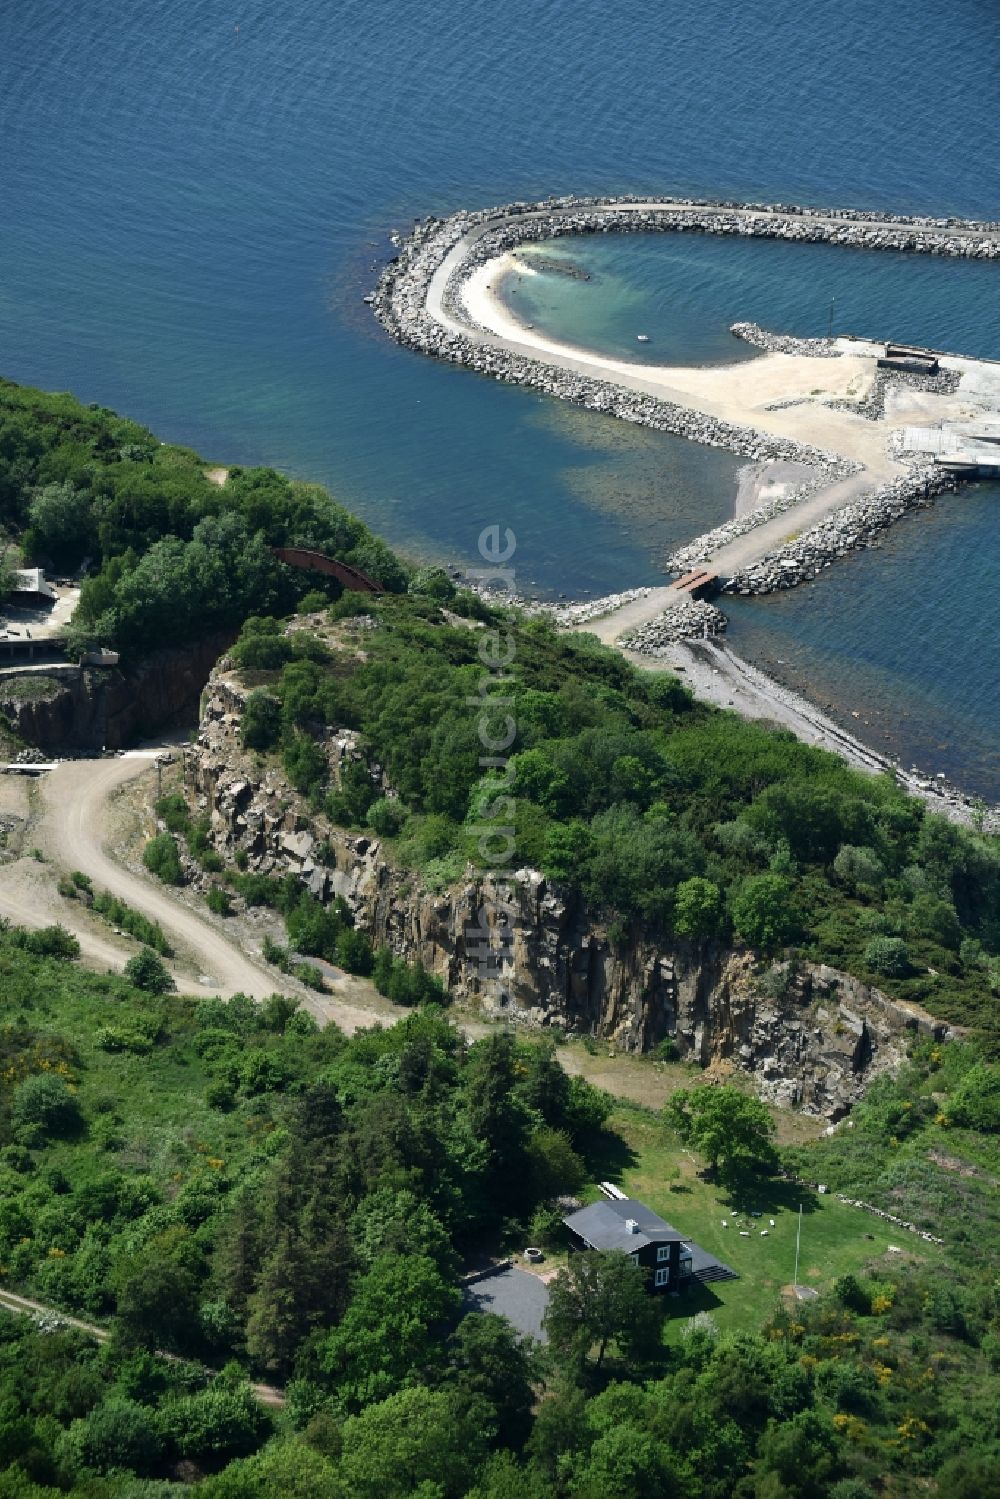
[833,844,884,890]
[673,876,723,940]
[92,891,173,955]
[863,936,910,978]
[205,886,233,917]
[294,961,327,991]
[14,924,81,960]
[240,689,282,750]
[206,1077,237,1111]
[154,793,191,835]
[407,565,456,600]
[12,1073,82,1140]
[528,1203,566,1247]
[337,926,373,975]
[948,1064,1000,1131]
[95,1025,155,1055]
[283,732,329,794]
[232,633,294,671]
[123,947,176,994]
[833,1272,872,1314]
[908,893,962,951]
[731,874,798,952]
[143,833,184,886]
[297,589,330,614]
[367,797,406,838]
[66,1396,164,1476]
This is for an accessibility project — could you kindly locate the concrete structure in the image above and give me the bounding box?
[12,568,57,602]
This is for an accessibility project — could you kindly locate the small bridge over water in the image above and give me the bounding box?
[669,568,720,600]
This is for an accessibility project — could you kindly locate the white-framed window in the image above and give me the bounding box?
[656,1245,670,1263]
[630,1252,639,1265]
[655,1268,669,1287]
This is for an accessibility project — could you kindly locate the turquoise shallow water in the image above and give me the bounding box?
[0,0,998,789]
[508,235,1000,367]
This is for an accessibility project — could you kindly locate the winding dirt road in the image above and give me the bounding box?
[0,753,400,1027]
[36,754,280,999]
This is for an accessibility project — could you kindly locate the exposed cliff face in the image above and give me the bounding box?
[185,666,954,1120]
[0,634,233,753]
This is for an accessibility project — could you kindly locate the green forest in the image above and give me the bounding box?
[0,928,999,1497]
[227,597,1000,1039]
[0,378,406,658]
[2,379,1000,1494]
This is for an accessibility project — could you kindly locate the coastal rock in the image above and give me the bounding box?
[182,663,960,1120]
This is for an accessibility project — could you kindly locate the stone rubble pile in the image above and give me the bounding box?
[621,600,727,652]
[666,463,860,574]
[545,589,652,626]
[829,364,962,422]
[729,321,841,357]
[726,466,953,593]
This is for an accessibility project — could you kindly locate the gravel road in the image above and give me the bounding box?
[0,752,402,1026]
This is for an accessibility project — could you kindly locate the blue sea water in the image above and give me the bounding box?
[1,0,998,790]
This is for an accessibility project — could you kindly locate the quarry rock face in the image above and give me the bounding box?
[0,633,234,753]
[184,666,952,1120]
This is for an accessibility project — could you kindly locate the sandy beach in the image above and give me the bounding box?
[458,253,897,474]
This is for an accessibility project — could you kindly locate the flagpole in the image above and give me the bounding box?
[794,1204,802,1288]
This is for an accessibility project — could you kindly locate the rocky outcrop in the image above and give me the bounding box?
[0,634,233,753]
[184,665,954,1119]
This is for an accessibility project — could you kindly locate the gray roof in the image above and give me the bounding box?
[563,1197,684,1253]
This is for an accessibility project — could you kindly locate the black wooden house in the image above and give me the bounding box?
[562,1197,735,1293]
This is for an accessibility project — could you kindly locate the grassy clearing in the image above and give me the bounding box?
[6,956,264,1194]
[0,674,64,704]
[540,1034,826,1145]
[594,1103,944,1338]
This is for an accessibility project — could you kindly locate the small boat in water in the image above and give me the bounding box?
[636,333,650,342]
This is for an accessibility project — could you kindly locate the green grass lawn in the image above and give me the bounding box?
[595,1104,944,1339]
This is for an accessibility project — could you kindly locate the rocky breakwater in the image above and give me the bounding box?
[730,322,841,357]
[185,662,955,1118]
[375,207,872,471]
[621,599,727,653]
[726,466,954,593]
[666,459,859,574]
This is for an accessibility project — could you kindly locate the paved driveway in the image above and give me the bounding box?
[464,1266,549,1342]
